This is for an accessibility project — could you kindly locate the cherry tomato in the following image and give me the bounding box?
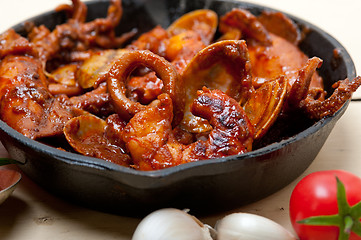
[289,170,361,240]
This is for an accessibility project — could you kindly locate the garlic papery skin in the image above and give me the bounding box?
[132,208,214,240]
[215,213,297,240]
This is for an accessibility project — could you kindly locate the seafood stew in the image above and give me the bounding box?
[0,0,358,171]
[0,0,357,213]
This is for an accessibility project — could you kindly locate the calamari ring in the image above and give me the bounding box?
[107,50,185,125]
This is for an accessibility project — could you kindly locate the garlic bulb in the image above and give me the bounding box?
[215,213,297,240]
[132,208,214,240]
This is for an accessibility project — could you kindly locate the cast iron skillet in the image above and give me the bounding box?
[0,0,356,215]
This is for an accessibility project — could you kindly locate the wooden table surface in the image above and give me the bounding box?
[1,0,361,239]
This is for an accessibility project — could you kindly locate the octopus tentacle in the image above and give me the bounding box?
[106,50,185,125]
[286,57,323,109]
[29,0,130,64]
[301,76,361,119]
[56,0,87,22]
[104,0,123,29]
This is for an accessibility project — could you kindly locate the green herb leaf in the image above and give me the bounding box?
[0,158,19,166]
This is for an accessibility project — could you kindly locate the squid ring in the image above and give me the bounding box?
[107,50,185,125]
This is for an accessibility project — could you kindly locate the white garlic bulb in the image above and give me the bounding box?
[215,213,297,240]
[132,208,214,240]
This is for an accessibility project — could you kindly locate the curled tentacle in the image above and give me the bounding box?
[106,50,185,125]
[125,11,217,105]
[104,0,123,28]
[72,0,87,22]
[28,0,132,64]
[78,0,134,49]
[301,77,361,119]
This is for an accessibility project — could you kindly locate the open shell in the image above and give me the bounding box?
[63,115,130,166]
[77,49,128,89]
[167,9,218,45]
[180,40,252,133]
[244,76,288,139]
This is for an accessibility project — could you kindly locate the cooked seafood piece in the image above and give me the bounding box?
[286,57,324,110]
[106,50,185,126]
[68,82,115,117]
[123,89,254,170]
[76,49,128,89]
[127,25,169,57]
[28,0,133,64]
[301,76,361,119]
[126,10,217,104]
[48,63,83,96]
[0,0,360,170]
[64,114,131,166]
[257,10,301,45]
[0,55,73,139]
[167,9,218,45]
[219,8,272,46]
[180,40,253,133]
[244,76,288,139]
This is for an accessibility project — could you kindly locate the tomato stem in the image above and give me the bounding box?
[344,216,353,234]
[299,176,361,240]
